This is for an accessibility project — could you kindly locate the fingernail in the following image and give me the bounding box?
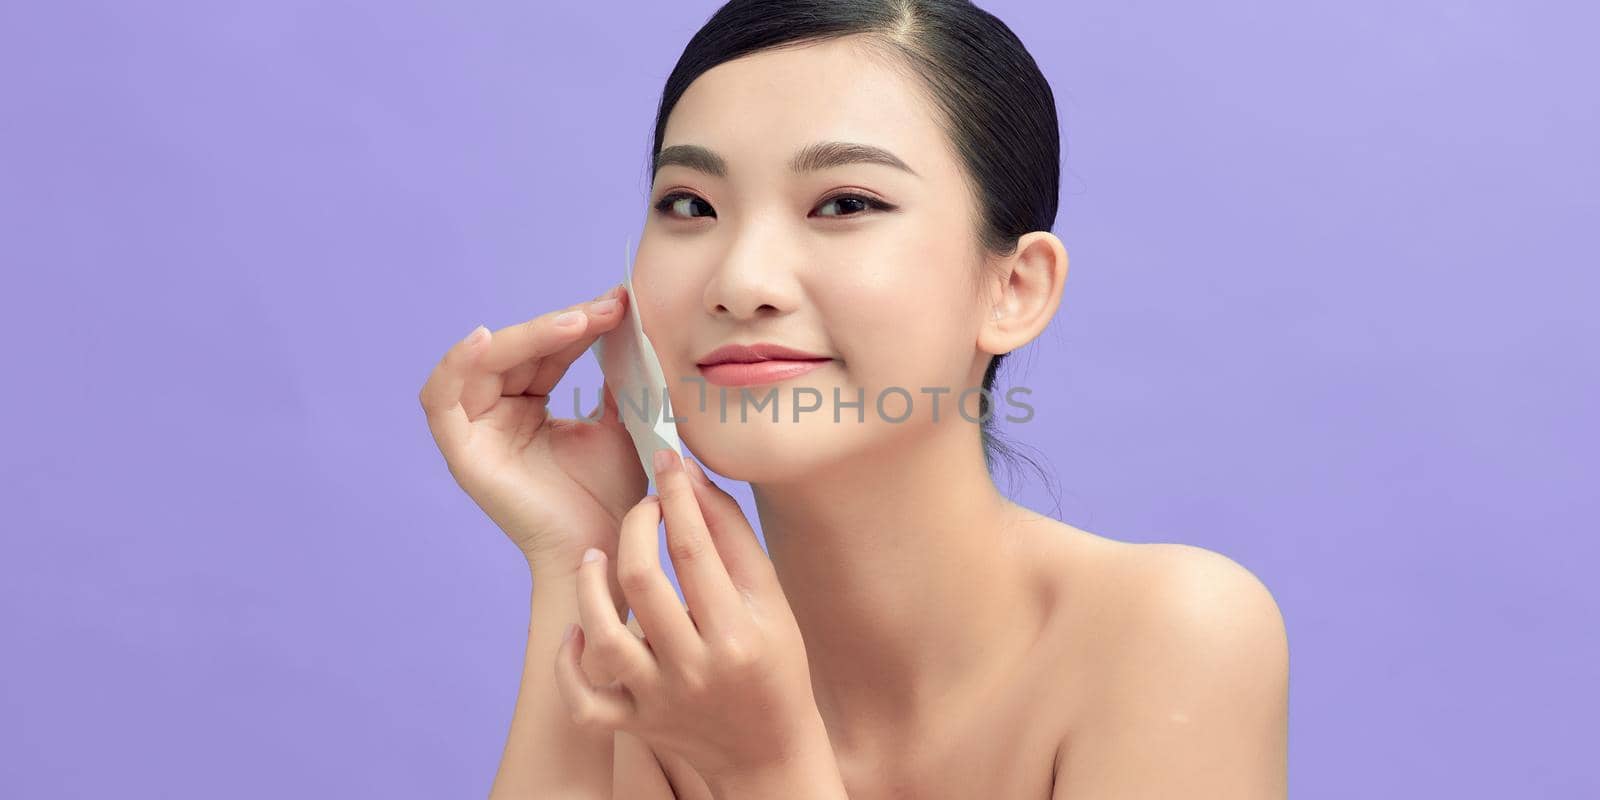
[595,284,620,301]
[582,547,603,564]
[588,297,619,313]
[464,324,488,345]
[685,458,708,484]
[555,310,583,326]
[653,448,678,474]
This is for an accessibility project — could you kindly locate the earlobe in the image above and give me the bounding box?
[978,297,1016,356]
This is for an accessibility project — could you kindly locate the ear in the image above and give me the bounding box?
[977,232,1068,356]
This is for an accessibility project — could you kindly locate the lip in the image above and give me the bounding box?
[697,342,830,365]
[699,359,829,387]
[696,342,833,387]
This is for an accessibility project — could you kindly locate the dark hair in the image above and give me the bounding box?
[647,0,1060,503]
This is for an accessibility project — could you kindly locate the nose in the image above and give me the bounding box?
[702,229,802,322]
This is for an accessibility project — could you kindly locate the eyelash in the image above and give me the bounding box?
[651,191,896,220]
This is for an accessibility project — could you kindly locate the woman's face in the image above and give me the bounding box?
[635,37,995,483]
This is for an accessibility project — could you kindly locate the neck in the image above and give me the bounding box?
[750,425,1049,753]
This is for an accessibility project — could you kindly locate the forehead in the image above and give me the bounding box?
[660,37,952,179]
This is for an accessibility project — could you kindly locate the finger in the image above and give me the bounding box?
[505,285,625,399]
[461,291,626,416]
[480,288,625,383]
[554,623,635,733]
[653,450,745,638]
[616,495,702,665]
[457,306,584,417]
[418,325,492,459]
[577,547,659,688]
[684,457,780,595]
[499,357,541,397]
[524,287,629,397]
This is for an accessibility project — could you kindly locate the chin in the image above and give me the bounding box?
[678,414,872,485]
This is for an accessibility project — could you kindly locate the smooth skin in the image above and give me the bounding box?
[421,31,1288,800]
[419,284,643,570]
[628,34,1287,798]
[556,450,847,797]
[420,285,654,795]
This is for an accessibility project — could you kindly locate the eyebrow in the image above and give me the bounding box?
[653,141,920,179]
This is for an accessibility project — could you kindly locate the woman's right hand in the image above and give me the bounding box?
[418,284,650,577]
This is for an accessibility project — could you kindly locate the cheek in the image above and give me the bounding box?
[819,260,978,391]
[632,257,700,342]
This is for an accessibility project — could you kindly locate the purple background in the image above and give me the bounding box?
[3,1,1595,797]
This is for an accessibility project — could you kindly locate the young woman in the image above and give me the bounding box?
[419,1,1288,797]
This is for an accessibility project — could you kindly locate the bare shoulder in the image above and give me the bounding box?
[1028,526,1290,795]
[1016,509,1284,651]
[1114,542,1287,660]
[1049,530,1287,682]
[1015,517,1288,722]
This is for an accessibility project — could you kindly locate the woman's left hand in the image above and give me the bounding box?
[554,448,834,788]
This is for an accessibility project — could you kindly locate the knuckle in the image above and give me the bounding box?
[656,479,693,505]
[711,634,758,670]
[666,535,707,564]
[617,566,657,595]
[528,310,567,334]
[671,668,709,699]
[587,626,628,660]
[418,383,443,414]
[595,624,643,662]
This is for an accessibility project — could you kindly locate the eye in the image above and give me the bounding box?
[653,191,716,220]
[814,192,896,218]
[650,190,898,221]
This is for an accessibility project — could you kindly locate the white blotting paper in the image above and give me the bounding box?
[589,235,683,488]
